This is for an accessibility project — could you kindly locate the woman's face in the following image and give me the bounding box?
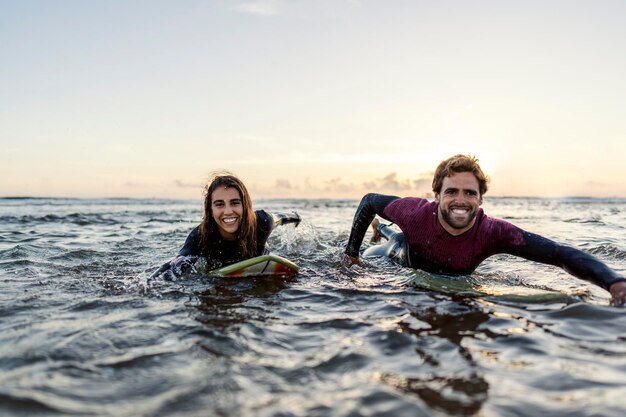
[211,186,244,240]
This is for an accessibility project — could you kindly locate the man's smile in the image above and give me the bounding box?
[451,206,470,214]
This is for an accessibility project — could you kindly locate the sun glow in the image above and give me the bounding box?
[2,2,626,198]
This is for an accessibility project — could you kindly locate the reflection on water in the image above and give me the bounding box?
[393,300,490,416]
[1,197,626,416]
[195,276,293,330]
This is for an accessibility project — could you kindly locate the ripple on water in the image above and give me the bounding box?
[48,249,104,262]
[0,244,57,260]
[2,197,626,417]
[588,243,626,259]
[0,392,62,415]
[535,303,626,343]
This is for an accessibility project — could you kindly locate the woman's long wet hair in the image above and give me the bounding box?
[199,173,257,260]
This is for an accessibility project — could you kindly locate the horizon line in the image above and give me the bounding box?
[2,195,626,201]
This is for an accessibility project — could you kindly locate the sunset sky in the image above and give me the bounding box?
[2,0,626,199]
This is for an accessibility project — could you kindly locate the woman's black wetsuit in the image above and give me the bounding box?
[151,210,301,279]
[178,209,273,269]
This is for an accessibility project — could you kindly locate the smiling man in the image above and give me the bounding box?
[342,154,626,306]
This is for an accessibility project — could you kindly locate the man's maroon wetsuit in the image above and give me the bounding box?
[345,194,625,290]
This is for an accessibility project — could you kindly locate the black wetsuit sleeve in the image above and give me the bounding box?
[178,226,202,257]
[344,193,400,257]
[255,210,273,255]
[508,231,626,290]
[150,226,200,279]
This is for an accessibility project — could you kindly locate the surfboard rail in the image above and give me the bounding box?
[407,271,576,303]
[210,254,299,278]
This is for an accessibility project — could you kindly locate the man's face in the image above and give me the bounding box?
[434,171,482,235]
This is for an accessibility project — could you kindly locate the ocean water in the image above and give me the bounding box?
[1,196,626,417]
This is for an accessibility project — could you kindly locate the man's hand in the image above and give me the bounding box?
[609,280,626,307]
[341,253,362,268]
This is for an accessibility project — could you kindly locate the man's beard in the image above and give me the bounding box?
[439,205,478,230]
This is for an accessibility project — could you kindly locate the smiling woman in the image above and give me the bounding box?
[210,186,244,240]
[150,173,301,279]
[200,175,258,260]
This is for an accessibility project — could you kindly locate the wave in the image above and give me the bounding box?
[0,244,54,260]
[145,217,191,224]
[588,244,626,259]
[0,392,61,414]
[0,231,40,244]
[0,213,119,226]
[563,216,606,225]
[48,249,103,262]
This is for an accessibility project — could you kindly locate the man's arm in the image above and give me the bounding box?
[343,193,399,266]
[510,231,626,306]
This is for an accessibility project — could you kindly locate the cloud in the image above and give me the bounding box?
[275,178,294,189]
[235,0,281,16]
[172,179,200,189]
[362,172,433,194]
[414,172,434,190]
[275,177,359,194]
[324,177,358,194]
[251,172,433,198]
[233,0,361,18]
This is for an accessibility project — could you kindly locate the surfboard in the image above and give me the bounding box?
[210,254,299,278]
[407,271,577,303]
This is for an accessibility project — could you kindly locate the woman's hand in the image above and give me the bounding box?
[150,255,198,281]
[170,255,198,278]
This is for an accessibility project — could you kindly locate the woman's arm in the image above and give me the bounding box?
[150,227,201,280]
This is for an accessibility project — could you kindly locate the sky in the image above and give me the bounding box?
[2,0,626,199]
